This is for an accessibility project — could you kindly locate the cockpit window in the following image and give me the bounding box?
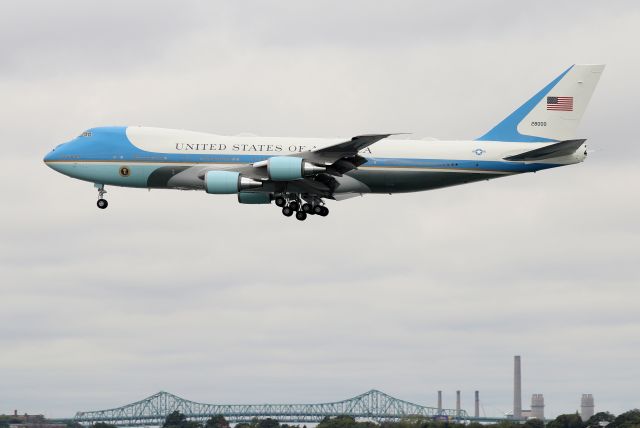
[80,131,92,137]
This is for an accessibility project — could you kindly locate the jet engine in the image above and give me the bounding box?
[267,156,325,181]
[205,171,262,194]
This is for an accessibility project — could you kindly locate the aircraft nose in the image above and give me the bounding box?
[43,150,54,163]
[43,143,64,166]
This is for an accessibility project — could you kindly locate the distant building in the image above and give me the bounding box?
[531,394,545,420]
[581,394,595,421]
[514,356,522,419]
[507,410,532,420]
[1,413,45,423]
[1,411,64,428]
[10,424,66,428]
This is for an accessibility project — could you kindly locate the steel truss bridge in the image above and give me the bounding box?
[74,390,469,426]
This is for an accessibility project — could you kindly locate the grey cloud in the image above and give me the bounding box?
[1,0,639,422]
[0,1,197,74]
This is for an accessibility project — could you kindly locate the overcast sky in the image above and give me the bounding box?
[1,0,639,420]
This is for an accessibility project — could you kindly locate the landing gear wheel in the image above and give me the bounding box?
[302,203,312,213]
[282,206,294,217]
[275,196,286,207]
[289,201,300,211]
[97,199,108,209]
[295,211,307,221]
[319,206,329,217]
[313,205,323,215]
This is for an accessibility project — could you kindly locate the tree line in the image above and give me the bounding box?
[31,408,640,428]
[155,410,640,428]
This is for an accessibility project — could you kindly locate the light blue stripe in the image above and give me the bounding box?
[49,157,560,174]
[48,163,155,187]
[47,127,562,179]
[369,157,559,172]
[476,65,573,143]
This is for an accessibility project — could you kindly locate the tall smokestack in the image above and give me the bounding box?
[514,356,522,419]
[475,391,480,418]
[456,390,461,414]
[437,390,442,412]
[581,394,594,421]
[531,394,544,420]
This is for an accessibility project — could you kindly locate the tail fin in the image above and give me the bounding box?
[477,64,605,143]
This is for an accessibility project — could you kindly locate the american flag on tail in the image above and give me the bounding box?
[547,96,573,111]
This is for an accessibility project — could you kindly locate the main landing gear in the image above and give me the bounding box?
[276,194,329,221]
[282,205,294,217]
[95,184,108,209]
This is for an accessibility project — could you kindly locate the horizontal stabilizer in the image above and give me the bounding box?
[504,139,586,161]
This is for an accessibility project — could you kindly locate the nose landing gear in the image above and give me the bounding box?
[95,184,108,209]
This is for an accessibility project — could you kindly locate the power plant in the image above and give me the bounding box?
[431,355,593,421]
[581,394,595,421]
[531,394,545,420]
[474,391,480,418]
[514,355,522,419]
[23,355,597,426]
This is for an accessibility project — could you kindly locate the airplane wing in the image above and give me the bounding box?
[229,133,395,179]
[304,134,394,163]
[298,133,395,176]
[197,134,396,197]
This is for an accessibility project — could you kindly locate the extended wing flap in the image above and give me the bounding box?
[301,133,399,165]
[314,134,393,155]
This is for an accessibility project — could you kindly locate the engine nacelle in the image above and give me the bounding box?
[267,156,325,181]
[238,192,272,204]
[205,171,262,194]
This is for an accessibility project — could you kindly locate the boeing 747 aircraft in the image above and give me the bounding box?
[44,65,604,220]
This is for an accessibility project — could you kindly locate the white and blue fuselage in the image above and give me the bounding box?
[43,64,604,218]
[43,126,584,194]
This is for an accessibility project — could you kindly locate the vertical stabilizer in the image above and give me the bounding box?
[477,65,605,142]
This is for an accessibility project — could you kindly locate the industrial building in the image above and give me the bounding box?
[581,394,595,421]
[0,411,65,428]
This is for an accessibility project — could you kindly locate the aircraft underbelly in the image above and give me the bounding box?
[56,161,511,195]
[348,169,506,193]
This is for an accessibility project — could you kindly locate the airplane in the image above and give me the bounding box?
[44,64,604,221]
